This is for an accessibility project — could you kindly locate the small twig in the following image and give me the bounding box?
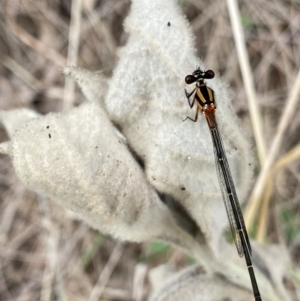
[256,175,273,243]
[101,287,132,300]
[88,242,124,301]
[63,0,83,111]
[132,264,147,301]
[38,197,67,301]
[0,192,21,244]
[1,56,44,91]
[8,22,66,67]
[38,197,58,301]
[60,223,88,265]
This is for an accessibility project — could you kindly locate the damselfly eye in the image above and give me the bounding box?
[185,75,196,84]
[205,70,215,79]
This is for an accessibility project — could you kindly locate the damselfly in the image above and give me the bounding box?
[184,68,262,301]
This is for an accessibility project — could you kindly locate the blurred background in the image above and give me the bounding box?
[0,0,300,300]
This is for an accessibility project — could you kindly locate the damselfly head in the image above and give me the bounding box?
[203,70,215,79]
[185,69,215,85]
[185,74,196,84]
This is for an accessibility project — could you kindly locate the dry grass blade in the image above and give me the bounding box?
[257,145,300,242]
[8,21,66,67]
[226,0,266,165]
[63,0,83,111]
[132,264,148,301]
[88,242,124,301]
[245,68,300,232]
